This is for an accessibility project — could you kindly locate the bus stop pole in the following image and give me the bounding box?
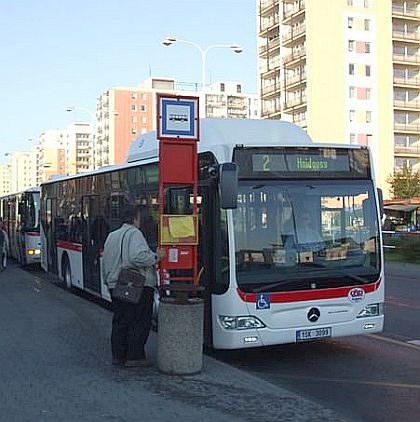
[156,95,203,375]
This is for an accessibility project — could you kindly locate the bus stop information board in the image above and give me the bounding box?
[157,94,200,284]
[158,96,199,141]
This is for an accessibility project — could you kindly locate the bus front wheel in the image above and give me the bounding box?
[63,256,72,289]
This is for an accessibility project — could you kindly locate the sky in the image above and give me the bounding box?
[0,0,257,164]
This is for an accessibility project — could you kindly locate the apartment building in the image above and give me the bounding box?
[392,1,420,170]
[36,129,67,185]
[205,81,260,119]
[95,76,260,168]
[6,151,37,193]
[65,122,94,175]
[257,0,417,196]
[0,164,11,196]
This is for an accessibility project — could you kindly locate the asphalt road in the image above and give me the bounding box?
[215,261,420,422]
[1,263,351,422]
[7,260,420,421]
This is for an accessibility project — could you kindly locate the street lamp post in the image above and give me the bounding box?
[66,105,96,170]
[161,36,243,91]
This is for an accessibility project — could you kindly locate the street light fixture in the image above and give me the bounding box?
[66,105,96,170]
[161,36,243,91]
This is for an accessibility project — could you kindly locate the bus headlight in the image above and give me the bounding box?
[28,249,41,256]
[218,315,265,330]
[357,303,383,318]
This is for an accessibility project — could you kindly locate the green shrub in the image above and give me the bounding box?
[384,236,420,264]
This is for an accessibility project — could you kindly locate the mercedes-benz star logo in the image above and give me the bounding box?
[307,307,320,323]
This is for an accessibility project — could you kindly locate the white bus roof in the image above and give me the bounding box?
[41,118,369,186]
[127,118,313,164]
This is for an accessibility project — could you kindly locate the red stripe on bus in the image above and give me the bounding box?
[237,278,382,303]
[26,232,39,237]
[57,240,83,253]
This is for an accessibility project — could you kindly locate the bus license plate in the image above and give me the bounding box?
[296,327,332,342]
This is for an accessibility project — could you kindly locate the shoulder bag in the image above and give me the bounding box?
[112,229,145,304]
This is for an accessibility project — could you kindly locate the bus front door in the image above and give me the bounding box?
[198,186,215,347]
[82,195,101,294]
[46,198,58,274]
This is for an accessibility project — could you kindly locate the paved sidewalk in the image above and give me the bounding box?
[0,264,350,422]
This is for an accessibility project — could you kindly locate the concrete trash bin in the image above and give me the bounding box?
[157,297,204,375]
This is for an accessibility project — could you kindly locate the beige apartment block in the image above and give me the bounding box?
[6,151,37,193]
[257,0,418,197]
[65,122,94,175]
[36,129,67,185]
[0,164,11,196]
[95,76,260,168]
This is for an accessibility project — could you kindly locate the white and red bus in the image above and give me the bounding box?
[40,119,384,349]
[0,187,41,266]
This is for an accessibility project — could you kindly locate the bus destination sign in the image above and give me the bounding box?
[235,147,369,179]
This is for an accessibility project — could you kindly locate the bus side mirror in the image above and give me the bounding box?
[377,188,384,218]
[219,162,238,209]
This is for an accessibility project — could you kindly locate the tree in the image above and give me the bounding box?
[387,163,420,199]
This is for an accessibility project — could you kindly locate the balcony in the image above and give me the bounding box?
[284,94,307,110]
[394,99,420,110]
[259,37,280,57]
[261,83,279,97]
[259,0,279,16]
[394,145,420,155]
[392,30,420,42]
[282,24,306,47]
[392,5,420,19]
[261,106,282,118]
[283,47,306,65]
[393,76,420,86]
[393,53,420,64]
[260,15,280,33]
[394,122,420,132]
[259,59,281,75]
[283,0,305,22]
[284,72,307,88]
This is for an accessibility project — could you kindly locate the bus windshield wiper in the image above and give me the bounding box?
[251,267,371,294]
[299,261,372,285]
[252,278,308,293]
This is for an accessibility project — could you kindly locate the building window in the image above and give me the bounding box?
[131,128,137,135]
[350,110,355,121]
[142,117,147,124]
[220,83,225,92]
[141,105,146,112]
[364,0,370,7]
[237,84,242,93]
[366,88,371,99]
[350,133,356,144]
[349,86,356,98]
[131,92,137,99]
[348,17,354,29]
[366,65,371,76]
[366,111,372,123]
[349,63,355,75]
[348,40,355,52]
[364,19,370,31]
[367,134,373,145]
[365,42,371,53]
[131,104,137,112]
[347,0,353,6]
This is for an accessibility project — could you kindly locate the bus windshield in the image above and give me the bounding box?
[233,180,381,293]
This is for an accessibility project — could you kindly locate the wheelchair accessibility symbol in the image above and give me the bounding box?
[256,293,270,310]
